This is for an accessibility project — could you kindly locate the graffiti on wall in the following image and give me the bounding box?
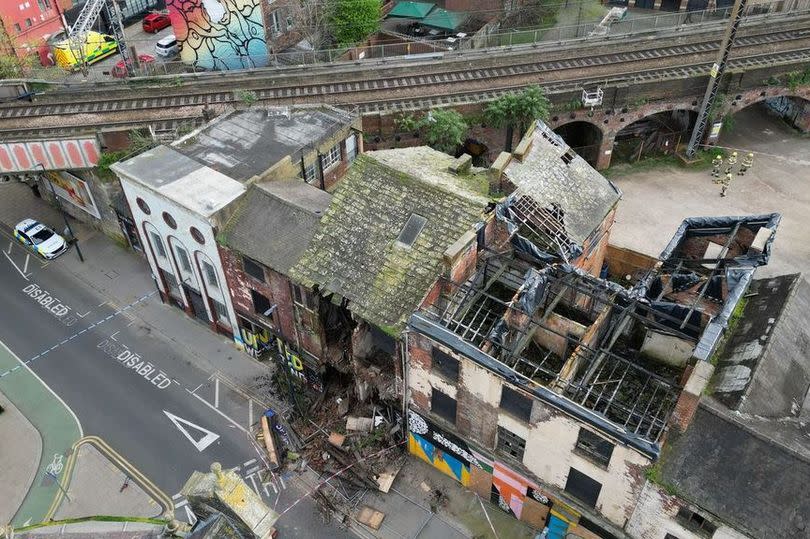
[407,410,485,485]
[166,0,268,70]
[407,409,579,531]
[278,340,324,393]
[237,317,276,357]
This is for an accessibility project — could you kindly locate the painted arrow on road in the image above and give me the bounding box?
[163,410,220,452]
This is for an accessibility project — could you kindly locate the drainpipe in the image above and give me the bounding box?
[400,328,410,438]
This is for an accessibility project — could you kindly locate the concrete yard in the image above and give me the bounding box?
[609,103,810,278]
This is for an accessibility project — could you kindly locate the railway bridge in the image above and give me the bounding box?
[0,10,809,171]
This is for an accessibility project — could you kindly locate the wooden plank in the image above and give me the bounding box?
[261,415,280,469]
[356,506,385,530]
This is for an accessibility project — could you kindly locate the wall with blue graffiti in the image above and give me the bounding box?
[407,409,583,535]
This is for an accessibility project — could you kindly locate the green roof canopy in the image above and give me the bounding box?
[421,8,467,31]
[388,1,435,19]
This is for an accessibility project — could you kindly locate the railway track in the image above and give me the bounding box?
[2,27,807,122]
[1,23,809,138]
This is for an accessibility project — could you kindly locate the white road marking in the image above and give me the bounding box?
[76,310,91,318]
[188,392,248,434]
[183,505,197,525]
[6,241,12,254]
[247,473,260,496]
[110,331,119,341]
[172,493,183,500]
[23,253,29,274]
[3,251,29,281]
[214,377,219,409]
[249,398,253,427]
[163,410,220,452]
[243,458,257,467]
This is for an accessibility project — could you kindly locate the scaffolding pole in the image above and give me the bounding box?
[685,0,748,157]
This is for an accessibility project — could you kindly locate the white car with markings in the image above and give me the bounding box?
[14,219,68,259]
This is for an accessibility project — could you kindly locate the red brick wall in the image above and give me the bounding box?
[218,244,325,359]
[576,207,616,277]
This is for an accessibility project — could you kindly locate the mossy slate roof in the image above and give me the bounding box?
[291,151,487,331]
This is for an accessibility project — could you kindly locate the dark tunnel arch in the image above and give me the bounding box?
[552,121,604,167]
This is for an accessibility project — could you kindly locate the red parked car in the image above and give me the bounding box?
[142,13,171,33]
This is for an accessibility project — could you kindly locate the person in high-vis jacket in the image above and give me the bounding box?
[738,152,754,176]
[725,151,738,175]
[711,154,723,179]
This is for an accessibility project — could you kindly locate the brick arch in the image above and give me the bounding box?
[547,115,608,140]
[721,86,810,116]
[606,102,700,137]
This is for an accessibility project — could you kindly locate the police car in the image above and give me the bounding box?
[14,219,68,259]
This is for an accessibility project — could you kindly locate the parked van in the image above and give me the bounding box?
[155,35,179,57]
[52,31,118,69]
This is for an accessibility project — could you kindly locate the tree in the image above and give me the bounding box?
[328,0,381,46]
[484,85,551,151]
[289,0,330,51]
[421,108,468,155]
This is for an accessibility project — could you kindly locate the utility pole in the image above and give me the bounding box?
[685,0,748,157]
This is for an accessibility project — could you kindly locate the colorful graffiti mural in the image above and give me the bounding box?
[237,316,276,357]
[407,409,581,534]
[278,340,324,392]
[166,0,269,70]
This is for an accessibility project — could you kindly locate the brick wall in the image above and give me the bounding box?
[218,244,326,360]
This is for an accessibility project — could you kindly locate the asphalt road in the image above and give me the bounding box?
[0,234,354,538]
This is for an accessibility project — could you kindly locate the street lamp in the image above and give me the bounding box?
[34,163,84,263]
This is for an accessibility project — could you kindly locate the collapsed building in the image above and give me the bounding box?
[404,120,781,538]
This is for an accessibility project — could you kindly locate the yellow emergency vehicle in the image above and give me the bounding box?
[52,31,118,69]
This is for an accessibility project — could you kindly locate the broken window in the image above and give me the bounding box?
[496,426,526,461]
[431,388,457,424]
[575,428,614,467]
[396,214,427,248]
[499,386,532,423]
[292,284,317,311]
[564,468,602,508]
[251,289,272,316]
[676,507,717,537]
[243,256,265,282]
[432,348,459,382]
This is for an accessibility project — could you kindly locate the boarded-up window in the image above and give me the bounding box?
[575,428,614,467]
[564,468,602,508]
[431,388,457,424]
[499,386,532,422]
[432,348,459,382]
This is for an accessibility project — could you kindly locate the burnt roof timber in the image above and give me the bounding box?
[678,220,741,329]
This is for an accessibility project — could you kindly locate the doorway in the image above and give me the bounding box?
[184,285,210,323]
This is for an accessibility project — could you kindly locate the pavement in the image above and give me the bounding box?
[0,391,42,525]
[53,442,163,520]
[610,102,810,279]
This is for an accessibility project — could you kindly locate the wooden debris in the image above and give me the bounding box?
[261,415,280,469]
[356,506,385,530]
[328,432,346,448]
[346,416,374,432]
